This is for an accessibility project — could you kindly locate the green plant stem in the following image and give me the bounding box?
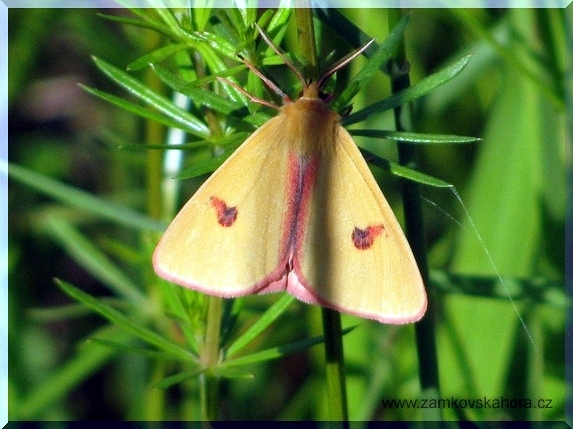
[387,9,441,421]
[295,5,318,78]
[200,295,223,420]
[146,360,167,420]
[321,309,349,421]
[146,30,166,221]
[295,7,349,422]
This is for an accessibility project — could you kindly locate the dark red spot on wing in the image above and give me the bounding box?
[210,196,238,227]
[352,225,385,250]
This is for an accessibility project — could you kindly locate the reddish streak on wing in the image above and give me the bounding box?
[210,196,238,227]
[281,154,319,262]
[241,153,321,304]
[240,153,320,300]
[352,225,385,250]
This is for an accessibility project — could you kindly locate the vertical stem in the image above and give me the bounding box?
[295,7,349,422]
[145,29,166,222]
[295,4,319,78]
[146,360,167,420]
[200,295,223,421]
[321,309,349,421]
[387,9,442,421]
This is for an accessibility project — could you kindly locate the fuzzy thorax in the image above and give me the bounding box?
[279,83,341,156]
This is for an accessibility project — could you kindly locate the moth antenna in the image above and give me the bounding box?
[217,77,282,110]
[317,38,376,89]
[255,23,307,88]
[240,55,291,102]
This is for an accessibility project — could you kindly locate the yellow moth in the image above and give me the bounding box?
[153,32,427,324]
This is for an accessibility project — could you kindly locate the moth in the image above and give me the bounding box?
[153,29,427,324]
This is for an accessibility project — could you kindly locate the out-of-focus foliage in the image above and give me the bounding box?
[7,7,566,421]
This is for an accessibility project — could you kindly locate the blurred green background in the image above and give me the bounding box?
[7,7,568,421]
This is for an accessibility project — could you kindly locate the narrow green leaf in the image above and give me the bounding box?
[211,9,244,50]
[358,150,453,188]
[127,43,188,70]
[97,12,174,39]
[221,327,355,368]
[3,161,165,232]
[43,217,147,303]
[29,302,97,322]
[90,338,185,361]
[92,56,210,138]
[388,161,452,188]
[225,294,296,358]
[56,280,196,363]
[81,84,196,134]
[154,8,186,40]
[154,368,204,389]
[214,366,255,379]
[333,14,411,109]
[351,129,480,144]
[266,8,292,35]
[155,365,254,389]
[151,65,246,115]
[222,336,323,368]
[344,54,472,126]
[164,63,246,89]
[190,30,239,58]
[194,40,237,75]
[29,297,133,322]
[225,5,252,30]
